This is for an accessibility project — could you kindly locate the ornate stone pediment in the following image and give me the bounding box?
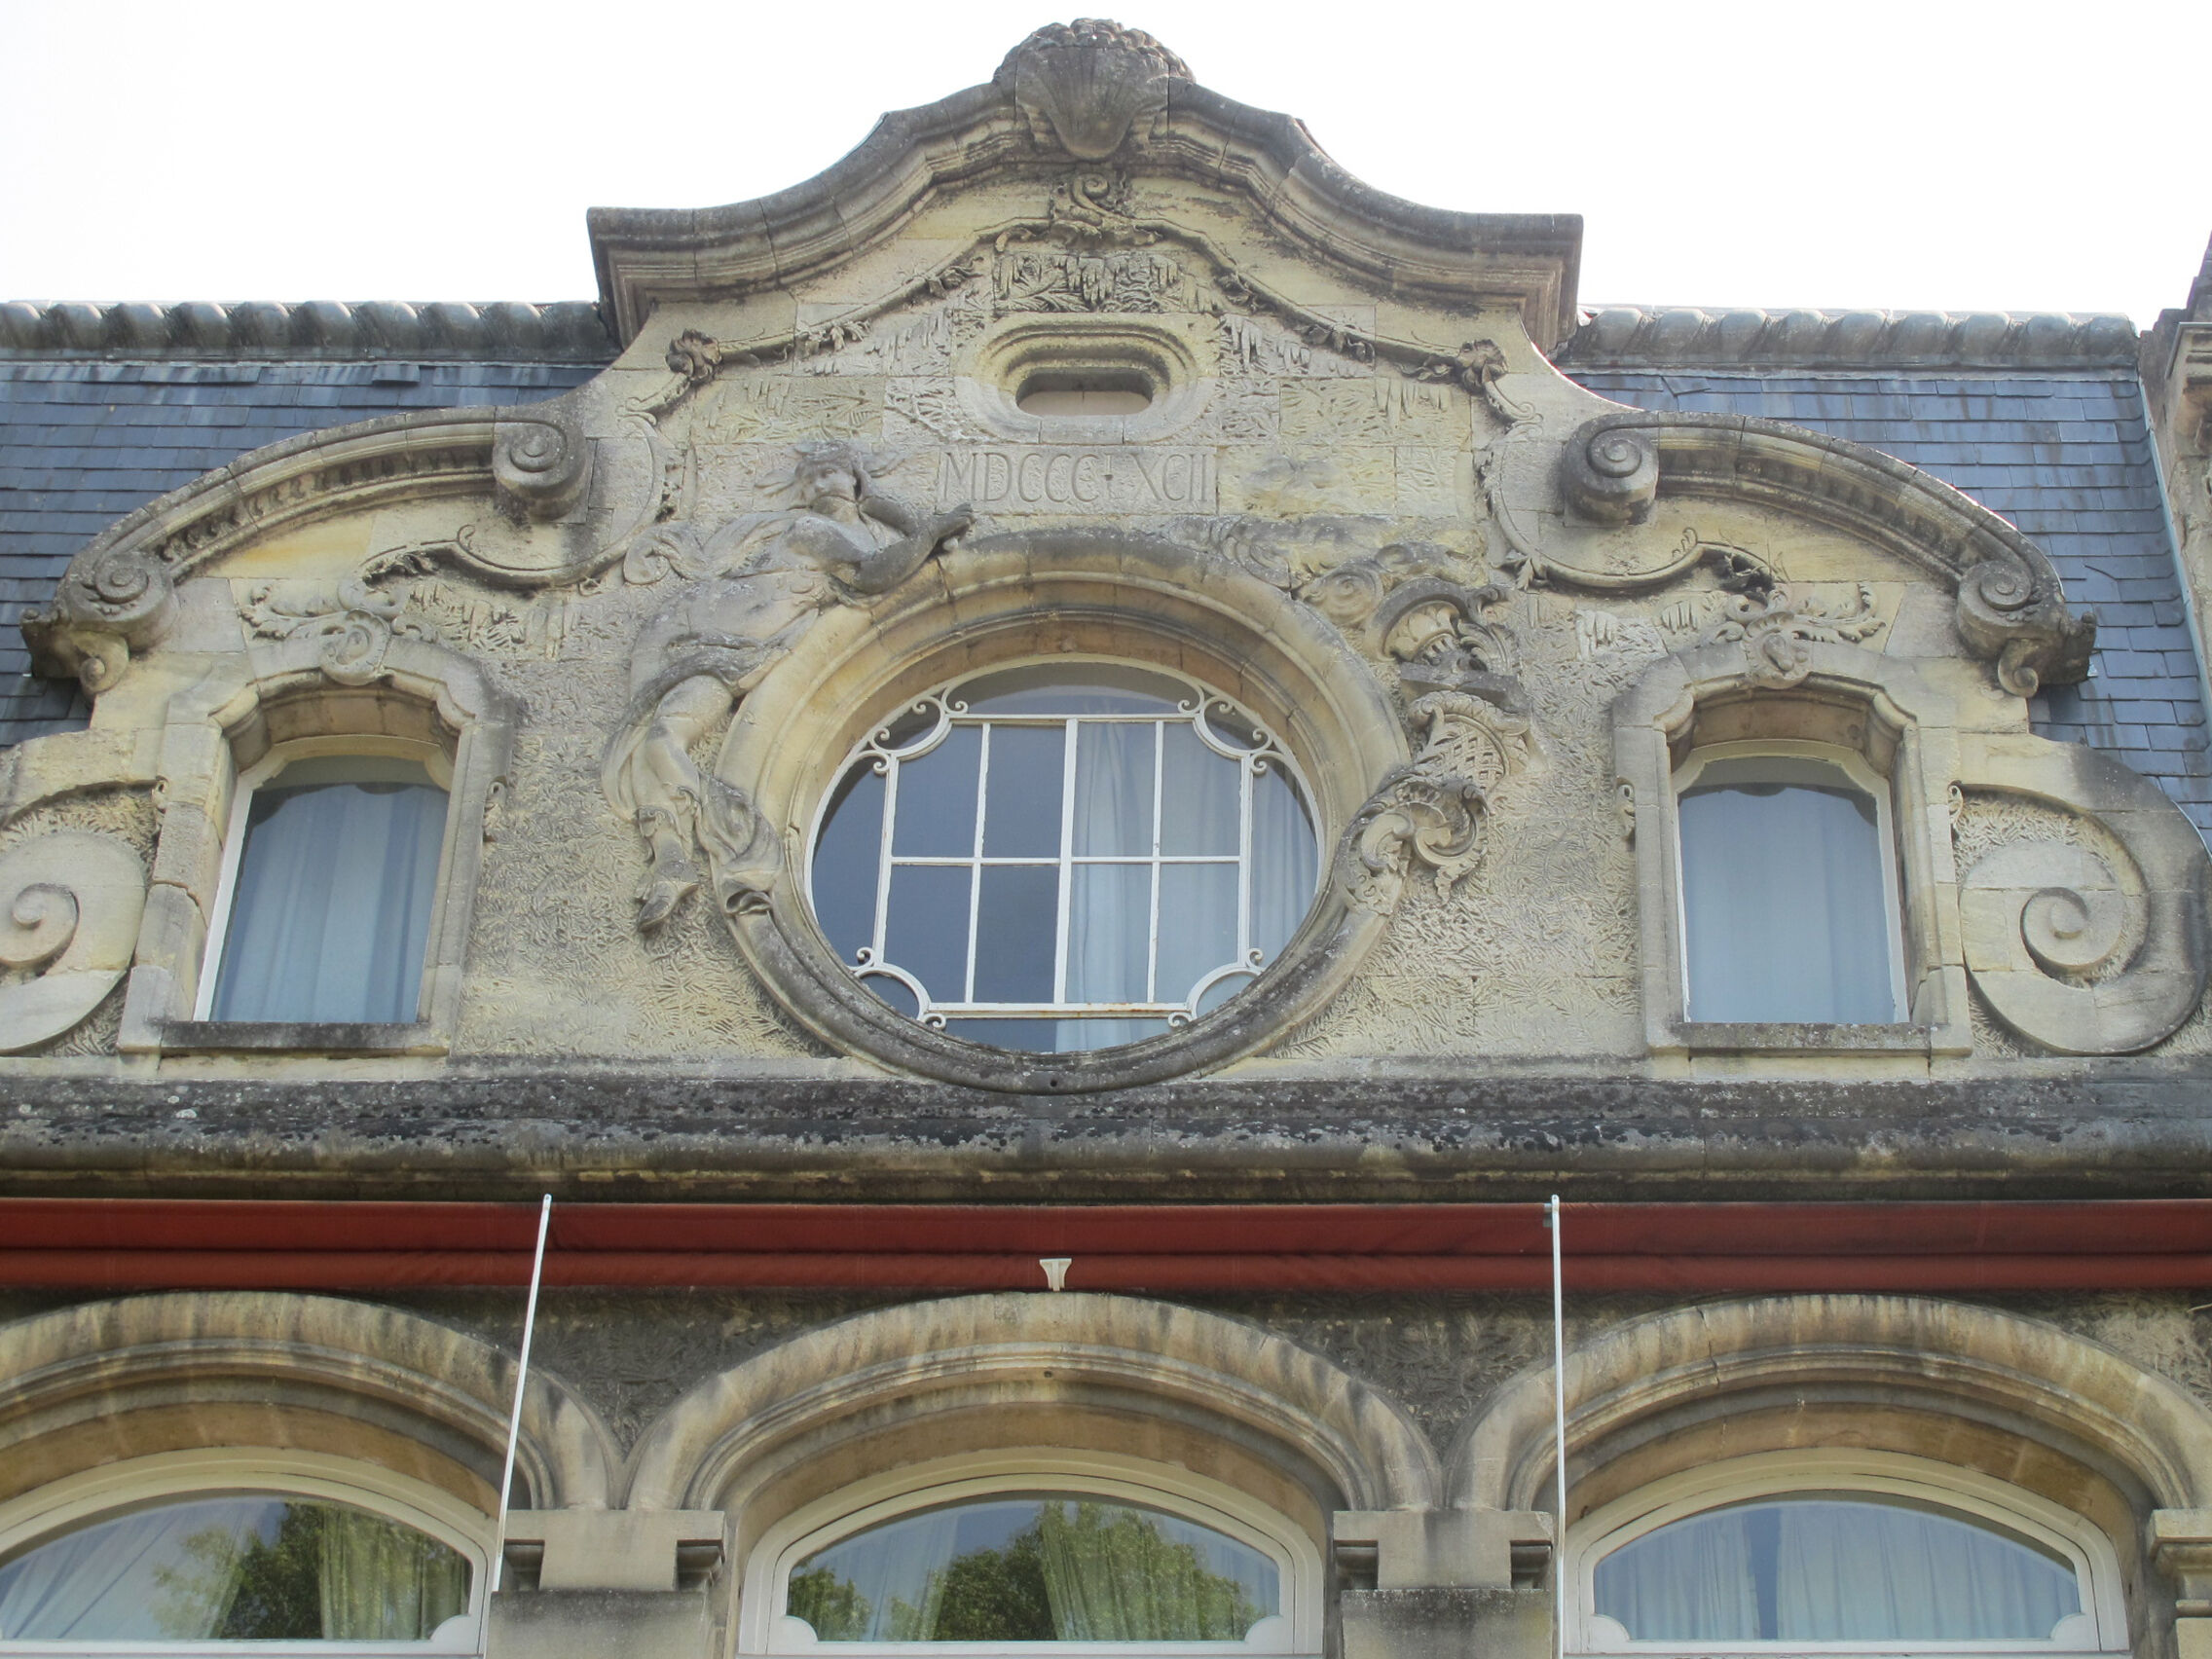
[2,22,2181,1083]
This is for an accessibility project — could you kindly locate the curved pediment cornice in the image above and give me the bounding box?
[585,21,1581,350]
[1547,408,2097,695]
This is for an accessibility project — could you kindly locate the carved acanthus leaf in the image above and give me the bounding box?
[1341,690,1533,914]
[1699,582,1885,688]
[241,551,438,687]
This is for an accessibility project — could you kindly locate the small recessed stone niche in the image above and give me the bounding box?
[965,315,1207,440]
[1014,369,1155,417]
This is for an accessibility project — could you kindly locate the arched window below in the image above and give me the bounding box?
[1570,1453,2124,1655]
[0,1455,484,1654]
[750,1458,1319,1656]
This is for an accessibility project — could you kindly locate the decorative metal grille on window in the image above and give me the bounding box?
[809,665,1319,1053]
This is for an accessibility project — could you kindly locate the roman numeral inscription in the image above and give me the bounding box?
[937,448,1217,514]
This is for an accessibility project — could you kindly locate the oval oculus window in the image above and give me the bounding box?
[809,665,1320,1053]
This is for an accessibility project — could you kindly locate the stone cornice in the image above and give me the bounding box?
[5,1068,2212,1204]
[585,30,1582,350]
[0,299,614,362]
[1561,306,2142,371]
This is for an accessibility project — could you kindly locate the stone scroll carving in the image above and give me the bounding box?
[1700,582,1884,688]
[1551,411,2096,696]
[28,547,177,694]
[492,414,593,522]
[0,830,146,1052]
[1339,577,1534,915]
[241,552,439,688]
[601,443,971,929]
[996,19,1191,160]
[1956,741,2211,1054]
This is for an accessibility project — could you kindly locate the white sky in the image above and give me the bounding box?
[2,0,2205,327]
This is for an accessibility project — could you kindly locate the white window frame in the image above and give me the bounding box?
[803,660,1320,1040]
[1567,1450,2126,1658]
[743,1452,1323,1659]
[1670,740,1909,1025]
[0,1449,489,1658]
[191,738,456,1025]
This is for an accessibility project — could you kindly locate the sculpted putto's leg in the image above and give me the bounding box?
[626,675,738,929]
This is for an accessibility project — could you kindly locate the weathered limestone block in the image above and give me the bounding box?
[486,1588,713,1659]
[1340,1587,1551,1659]
[503,1507,725,1592]
[1335,1507,1552,1588]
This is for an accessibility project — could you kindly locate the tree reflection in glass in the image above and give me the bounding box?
[787,1495,1277,1642]
[0,1494,468,1641]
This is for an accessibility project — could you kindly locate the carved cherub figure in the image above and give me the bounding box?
[603,444,972,928]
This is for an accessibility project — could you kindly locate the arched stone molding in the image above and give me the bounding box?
[18,397,604,695]
[624,1293,1440,1526]
[1450,1294,2212,1523]
[1614,634,2212,1056]
[0,1291,617,1516]
[1553,410,2095,697]
[584,24,1579,348]
[115,633,518,1053]
[718,531,1420,1092]
[1613,637,1972,1055]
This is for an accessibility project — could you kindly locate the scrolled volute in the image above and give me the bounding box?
[1956,737,2211,1053]
[493,415,593,522]
[1339,686,1532,915]
[21,545,179,692]
[0,830,146,1052]
[1956,551,2097,696]
[1559,415,1659,525]
[1961,839,2202,1054]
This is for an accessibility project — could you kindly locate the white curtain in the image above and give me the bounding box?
[1775,1501,2076,1641]
[789,1498,1276,1643]
[789,1506,964,1640]
[0,1498,262,1641]
[1592,1506,1760,1641]
[1036,1500,1273,1641]
[316,1505,470,1641]
[211,756,448,1025]
[1593,1499,2080,1642]
[1678,769,1895,1023]
[1248,763,1316,967]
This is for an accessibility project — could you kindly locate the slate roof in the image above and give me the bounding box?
[1563,364,2212,839]
[2,318,2206,845]
[0,359,599,739]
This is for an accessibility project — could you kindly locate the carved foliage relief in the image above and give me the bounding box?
[19,106,2206,1073]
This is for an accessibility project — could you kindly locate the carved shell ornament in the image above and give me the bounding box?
[996,19,1191,160]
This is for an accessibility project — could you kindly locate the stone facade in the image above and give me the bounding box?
[4,22,2212,1659]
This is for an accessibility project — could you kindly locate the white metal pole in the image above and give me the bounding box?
[492,1196,553,1601]
[1549,1194,1567,1659]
